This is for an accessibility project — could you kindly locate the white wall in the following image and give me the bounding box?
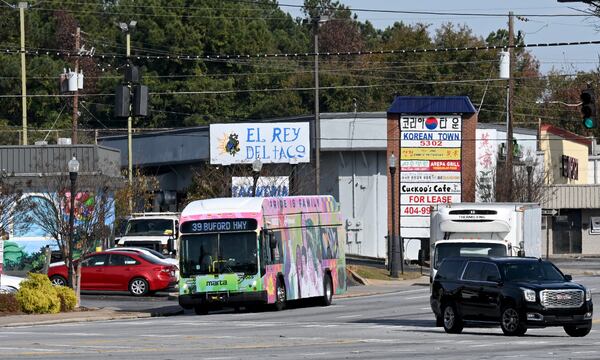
[321,151,388,259]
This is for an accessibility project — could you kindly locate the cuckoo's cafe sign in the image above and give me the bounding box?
[401,183,460,194]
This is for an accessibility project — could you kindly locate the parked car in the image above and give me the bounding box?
[106,246,179,279]
[47,250,177,296]
[430,256,593,337]
[0,274,24,294]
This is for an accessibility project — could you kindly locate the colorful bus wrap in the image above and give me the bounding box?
[178,196,346,313]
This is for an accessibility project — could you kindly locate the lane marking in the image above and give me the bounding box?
[337,314,362,319]
[0,347,60,352]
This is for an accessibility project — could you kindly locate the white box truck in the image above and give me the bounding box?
[116,212,180,257]
[429,203,542,280]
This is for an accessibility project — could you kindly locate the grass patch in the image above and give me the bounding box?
[348,264,423,281]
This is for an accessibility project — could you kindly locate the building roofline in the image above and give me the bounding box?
[477,122,538,136]
[98,115,314,141]
[541,124,591,146]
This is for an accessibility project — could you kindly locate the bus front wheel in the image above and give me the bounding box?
[274,277,286,311]
[321,274,333,306]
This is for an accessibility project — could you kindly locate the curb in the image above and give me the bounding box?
[0,306,184,328]
[0,311,153,328]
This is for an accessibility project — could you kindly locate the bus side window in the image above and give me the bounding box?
[261,231,272,268]
[271,231,282,264]
[320,226,337,260]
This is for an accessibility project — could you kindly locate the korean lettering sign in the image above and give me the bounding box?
[210,122,310,165]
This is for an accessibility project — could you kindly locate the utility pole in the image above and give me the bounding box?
[72,27,80,144]
[126,30,133,188]
[504,11,515,201]
[313,19,321,195]
[19,2,27,145]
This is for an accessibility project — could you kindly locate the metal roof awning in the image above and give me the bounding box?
[387,96,477,114]
[541,185,600,209]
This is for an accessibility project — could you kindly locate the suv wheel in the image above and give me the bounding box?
[564,321,592,337]
[500,306,527,336]
[442,303,463,334]
[435,316,444,327]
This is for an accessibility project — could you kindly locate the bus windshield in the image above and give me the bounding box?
[180,232,258,277]
[125,219,173,236]
[434,242,507,269]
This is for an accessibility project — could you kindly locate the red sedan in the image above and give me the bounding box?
[48,250,177,296]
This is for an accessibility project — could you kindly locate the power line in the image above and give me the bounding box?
[3,38,600,61]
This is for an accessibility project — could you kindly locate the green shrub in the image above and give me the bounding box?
[54,285,77,312]
[15,273,61,314]
[0,293,20,313]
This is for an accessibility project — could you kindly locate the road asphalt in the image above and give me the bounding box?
[1,262,597,329]
[0,275,430,328]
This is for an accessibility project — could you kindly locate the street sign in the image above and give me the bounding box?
[542,209,558,216]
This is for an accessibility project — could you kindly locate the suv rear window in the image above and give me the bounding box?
[436,259,465,280]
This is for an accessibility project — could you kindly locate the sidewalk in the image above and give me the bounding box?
[338,275,429,299]
[0,277,428,328]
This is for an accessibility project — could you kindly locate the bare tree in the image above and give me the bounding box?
[114,168,160,217]
[476,157,555,204]
[0,177,32,238]
[183,162,316,206]
[22,172,120,306]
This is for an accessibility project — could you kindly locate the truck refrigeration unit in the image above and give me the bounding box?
[429,202,542,280]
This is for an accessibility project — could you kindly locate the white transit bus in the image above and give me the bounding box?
[177,196,346,314]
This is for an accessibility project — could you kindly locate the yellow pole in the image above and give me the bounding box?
[19,2,27,145]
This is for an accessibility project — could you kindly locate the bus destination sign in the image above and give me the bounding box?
[181,218,258,233]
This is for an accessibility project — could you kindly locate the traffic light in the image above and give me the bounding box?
[580,88,596,129]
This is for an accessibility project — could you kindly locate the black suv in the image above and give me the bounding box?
[430,256,593,337]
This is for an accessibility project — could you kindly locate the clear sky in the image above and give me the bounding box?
[281,0,599,74]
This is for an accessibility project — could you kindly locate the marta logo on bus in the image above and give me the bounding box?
[206,280,227,286]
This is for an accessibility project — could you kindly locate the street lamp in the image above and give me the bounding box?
[311,14,329,195]
[67,155,79,287]
[117,20,136,211]
[389,153,400,278]
[252,158,263,197]
[525,155,534,202]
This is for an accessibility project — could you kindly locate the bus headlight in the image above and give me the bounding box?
[521,288,536,302]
